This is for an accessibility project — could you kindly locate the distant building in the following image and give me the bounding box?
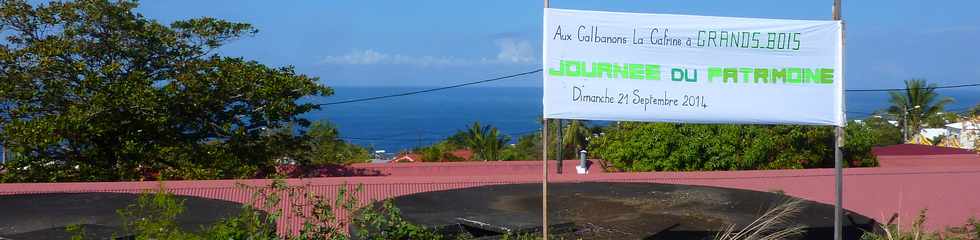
[371,150,392,163]
[906,119,980,150]
[946,119,979,150]
[390,149,474,163]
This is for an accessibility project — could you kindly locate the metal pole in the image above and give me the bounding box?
[833,1,844,239]
[542,118,549,239]
[543,1,550,236]
[903,107,908,142]
[556,119,563,174]
[834,126,844,240]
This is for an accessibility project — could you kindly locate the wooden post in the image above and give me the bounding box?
[542,118,549,239]
[542,2,550,239]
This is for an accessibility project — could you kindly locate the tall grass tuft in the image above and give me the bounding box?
[714,198,806,240]
[860,209,979,240]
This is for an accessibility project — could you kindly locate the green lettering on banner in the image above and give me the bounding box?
[738,68,753,83]
[645,64,661,80]
[547,60,834,86]
[611,64,627,79]
[628,64,644,79]
[802,68,816,84]
[819,68,834,84]
[754,68,770,83]
[567,60,583,77]
[708,67,721,82]
[596,63,611,78]
[723,68,738,83]
[771,68,787,83]
[786,68,802,83]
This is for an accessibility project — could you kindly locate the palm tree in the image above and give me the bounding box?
[464,122,510,161]
[886,79,953,142]
[560,120,592,159]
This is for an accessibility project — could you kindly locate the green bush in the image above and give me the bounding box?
[588,123,878,172]
[69,180,439,240]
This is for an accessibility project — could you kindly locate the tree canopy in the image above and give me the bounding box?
[887,79,953,141]
[0,0,331,182]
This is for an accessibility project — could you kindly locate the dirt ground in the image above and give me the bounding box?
[390,182,875,239]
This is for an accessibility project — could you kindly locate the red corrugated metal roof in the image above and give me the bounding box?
[872,144,976,156]
[3,159,980,233]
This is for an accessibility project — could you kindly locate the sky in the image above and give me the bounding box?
[135,0,980,89]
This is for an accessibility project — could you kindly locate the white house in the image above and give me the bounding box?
[946,120,979,150]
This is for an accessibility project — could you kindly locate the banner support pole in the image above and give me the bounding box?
[542,1,550,238]
[833,0,844,240]
[542,118,549,239]
[556,119,563,174]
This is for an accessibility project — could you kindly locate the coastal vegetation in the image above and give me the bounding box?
[0,0,369,182]
[408,79,976,173]
[0,0,976,182]
[860,210,979,240]
[67,180,441,240]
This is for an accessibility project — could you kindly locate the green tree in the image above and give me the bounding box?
[860,117,904,146]
[843,121,880,167]
[463,122,510,161]
[302,122,370,166]
[925,111,960,128]
[552,119,592,160]
[501,132,541,161]
[0,0,331,182]
[887,79,953,141]
[414,141,464,162]
[964,103,980,120]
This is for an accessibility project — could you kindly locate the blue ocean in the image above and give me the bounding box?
[303,87,980,153]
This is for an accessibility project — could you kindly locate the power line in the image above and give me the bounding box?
[315,68,977,106]
[845,83,980,92]
[340,128,542,143]
[318,69,542,106]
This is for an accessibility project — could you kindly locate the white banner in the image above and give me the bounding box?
[543,9,844,126]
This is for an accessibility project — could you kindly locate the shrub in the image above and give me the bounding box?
[588,123,878,172]
[860,209,979,240]
[69,180,438,239]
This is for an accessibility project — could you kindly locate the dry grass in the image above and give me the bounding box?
[714,197,806,240]
[861,209,979,240]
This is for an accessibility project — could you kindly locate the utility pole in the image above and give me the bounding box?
[903,105,921,143]
[904,106,910,142]
[833,1,844,240]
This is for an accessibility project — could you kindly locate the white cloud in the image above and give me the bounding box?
[318,39,536,67]
[317,49,470,66]
[493,38,534,64]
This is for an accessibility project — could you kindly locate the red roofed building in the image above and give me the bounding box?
[391,149,475,163]
[872,144,975,156]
